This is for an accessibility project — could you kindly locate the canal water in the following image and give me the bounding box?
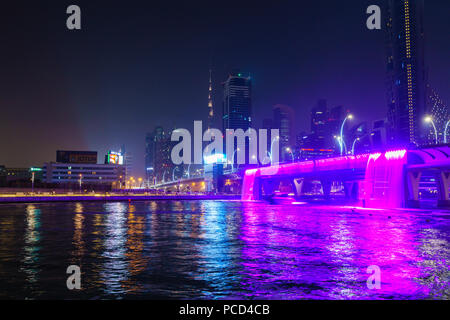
[0,200,448,299]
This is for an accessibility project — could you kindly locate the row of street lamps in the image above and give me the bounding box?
[334,114,450,156]
[424,116,450,144]
[152,114,449,186]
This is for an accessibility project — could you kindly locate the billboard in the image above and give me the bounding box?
[56,151,98,164]
[106,151,124,165]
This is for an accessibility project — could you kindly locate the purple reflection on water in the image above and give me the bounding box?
[0,200,448,299]
[238,202,448,299]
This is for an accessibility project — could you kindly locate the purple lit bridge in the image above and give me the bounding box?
[242,147,450,209]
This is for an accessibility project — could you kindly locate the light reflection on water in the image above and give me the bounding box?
[0,200,448,299]
[22,205,41,289]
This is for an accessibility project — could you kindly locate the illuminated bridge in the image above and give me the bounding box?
[242,147,450,209]
[147,168,242,192]
[149,176,205,190]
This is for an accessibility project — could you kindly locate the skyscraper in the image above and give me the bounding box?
[273,104,295,161]
[145,126,174,183]
[301,100,347,158]
[385,0,427,145]
[222,71,252,131]
[310,99,328,148]
[145,126,164,182]
[328,105,344,147]
[120,145,133,180]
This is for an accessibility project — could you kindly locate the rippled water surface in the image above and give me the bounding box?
[0,200,448,299]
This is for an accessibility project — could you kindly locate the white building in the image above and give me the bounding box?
[43,162,124,187]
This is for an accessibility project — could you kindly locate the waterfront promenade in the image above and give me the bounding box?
[0,192,240,203]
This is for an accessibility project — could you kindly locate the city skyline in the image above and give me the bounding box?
[0,1,449,176]
[0,1,449,303]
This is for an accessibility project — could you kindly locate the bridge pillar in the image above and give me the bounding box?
[406,171,422,208]
[292,179,304,197]
[436,171,450,208]
[321,179,332,200]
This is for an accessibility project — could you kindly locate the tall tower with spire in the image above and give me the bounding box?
[207,68,214,129]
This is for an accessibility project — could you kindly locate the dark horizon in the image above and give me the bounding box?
[1,0,449,176]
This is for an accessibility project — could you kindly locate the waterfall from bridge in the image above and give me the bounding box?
[363,150,407,208]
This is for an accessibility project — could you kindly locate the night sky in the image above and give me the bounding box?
[1,0,449,176]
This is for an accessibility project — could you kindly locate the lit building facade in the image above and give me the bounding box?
[120,145,133,180]
[385,0,427,145]
[307,100,343,152]
[222,72,252,131]
[43,162,124,188]
[145,126,164,183]
[328,105,344,144]
[273,104,295,161]
[371,119,389,150]
[146,127,176,183]
[222,71,252,166]
[43,151,124,188]
[57,150,97,164]
[310,99,328,148]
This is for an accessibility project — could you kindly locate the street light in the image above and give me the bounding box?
[29,167,42,193]
[285,147,294,162]
[79,174,83,193]
[334,136,347,155]
[270,136,280,165]
[31,172,35,193]
[172,166,179,181]
[444,120,450,144]
[229,148,240,172]
[187,163,192,179]
[424,115,438,144]
[339,114,353,156]
[351,137,360,155]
